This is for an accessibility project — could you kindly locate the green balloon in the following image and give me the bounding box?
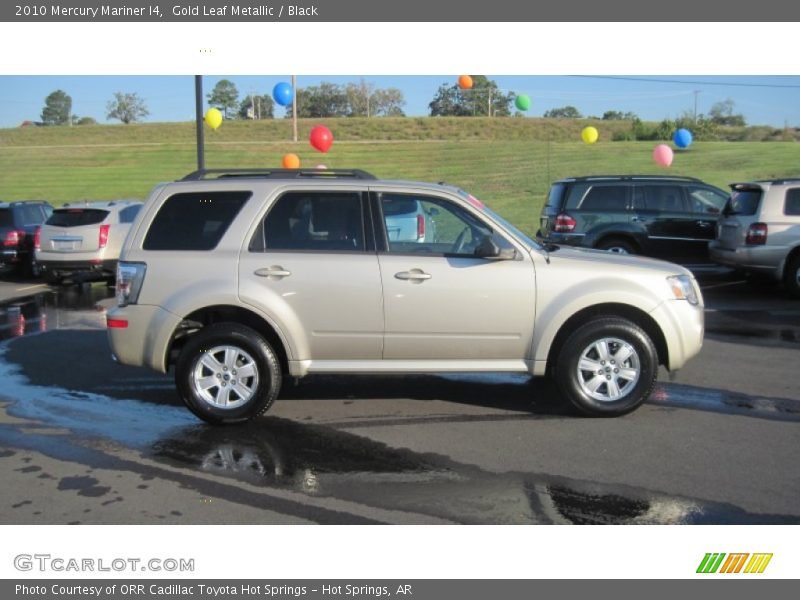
[515,94,531,111]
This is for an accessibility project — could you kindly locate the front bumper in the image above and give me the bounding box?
[649,298,704,371]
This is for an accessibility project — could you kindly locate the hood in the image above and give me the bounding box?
[539,245,693,277]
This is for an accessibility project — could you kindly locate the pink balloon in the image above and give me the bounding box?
[653,144,674,167]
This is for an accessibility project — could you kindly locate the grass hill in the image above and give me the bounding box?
[2,117,798,236]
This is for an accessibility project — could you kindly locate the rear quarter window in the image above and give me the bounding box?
[143,191,251,251]
[567,184,628,211]
[47,208,109,227]
[725,189,761,216]
[784,189,800,216]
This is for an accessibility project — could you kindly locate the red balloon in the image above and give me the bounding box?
[309,125,333,153]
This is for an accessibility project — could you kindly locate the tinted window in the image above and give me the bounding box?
[689,186,727,215]
[47,208,109,227]
[784,189,800,216]
[575,185,627,211]
[641,185,688,212]
[144,191,250,251]
[17,205,48,225]
[0,210,13,228]
[119,205,142,224]
[546,184,566,208]
[724,190,761,216]
[382,197,419,216]
[256,192,364,252]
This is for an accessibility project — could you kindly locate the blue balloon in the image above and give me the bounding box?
[272,82,293,107]
[673,128,693,148]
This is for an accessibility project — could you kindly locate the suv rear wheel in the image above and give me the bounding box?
[785,253,800,298]
[175,323,282,425]
[596,238,637,255]
[555,317,657,416]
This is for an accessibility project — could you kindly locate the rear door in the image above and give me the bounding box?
[239,189,384,361]
[41,208,109,254]
[634,184,699,261]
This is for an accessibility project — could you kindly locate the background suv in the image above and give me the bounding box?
[0,200,53,277]
[36,200,143,285]
[538,175,729,263]
[107,168,704,424]
[710,178,800,297]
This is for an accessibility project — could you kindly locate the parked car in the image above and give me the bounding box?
[36,200,143,285]
[382,195,437,243]
[538,175,729,263]
[0,201,53,277]
[709,178,800,297]
[106,168,704,424]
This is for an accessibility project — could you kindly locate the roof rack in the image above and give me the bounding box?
[752,177,800,185]
[181,168,377,181]
[560,175,703,183]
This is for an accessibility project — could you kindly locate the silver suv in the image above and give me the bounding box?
[106,169,704,424]
[709,179,800,297]
[37,200,143,285]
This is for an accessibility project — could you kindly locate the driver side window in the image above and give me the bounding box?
[380,193,505,256]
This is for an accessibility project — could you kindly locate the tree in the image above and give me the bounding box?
[207,79,239,119]
[345,79,375,117]
[287,83,349,118]
[73,115,97,126]
[372,88,405,116]
[238,94,274,119]
[602,110,638,120]
[429,76,513,117]
[41,90,72,125]
[709,98,746,126]
[106,92,149,124]
[543,105,582,118]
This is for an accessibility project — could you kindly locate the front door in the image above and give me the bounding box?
[374,191,536,361]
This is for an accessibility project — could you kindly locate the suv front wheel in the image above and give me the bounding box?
[175,323,282,425]
[555,317,658,416]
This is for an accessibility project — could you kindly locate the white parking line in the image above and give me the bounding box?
[15,284,48,292]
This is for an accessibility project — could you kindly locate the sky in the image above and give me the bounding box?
[1,75,799,128]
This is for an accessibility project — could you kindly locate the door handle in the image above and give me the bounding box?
[696,221,712,228]
[395,269,432,282]
[255,266,292,279]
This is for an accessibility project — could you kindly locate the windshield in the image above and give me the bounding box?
[453,187,539,249]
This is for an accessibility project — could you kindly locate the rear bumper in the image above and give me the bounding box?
[540,233,590,248]
[39,259,118,280]
[708,242,783,279]
[106,304,182,373]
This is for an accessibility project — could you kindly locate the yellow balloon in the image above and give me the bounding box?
[204,108,222,130]
[581,126,599,144]
[282,153,300,169]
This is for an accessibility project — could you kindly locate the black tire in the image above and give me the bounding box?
[554,317,658,417]
[784,253,800,299]
[44,270,61,286]
[175,323,282,425]
[596,238,637,255]
[26,256,42,279]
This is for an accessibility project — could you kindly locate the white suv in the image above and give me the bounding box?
[106,169,704,424]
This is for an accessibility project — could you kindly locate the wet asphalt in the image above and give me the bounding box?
[0,271,798,524]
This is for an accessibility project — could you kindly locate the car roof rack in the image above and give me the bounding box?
[558,175,703,183]
[752,177,800,185]
[181,168,377,181]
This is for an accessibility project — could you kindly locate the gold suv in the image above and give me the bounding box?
[106,169,704,424]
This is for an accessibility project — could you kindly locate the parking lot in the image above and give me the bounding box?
[0,270,798,524]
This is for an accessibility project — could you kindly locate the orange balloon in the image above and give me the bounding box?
[282,153,300,169]
[458,75,473,90]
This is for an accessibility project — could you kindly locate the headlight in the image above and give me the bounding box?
[667,275,699,305]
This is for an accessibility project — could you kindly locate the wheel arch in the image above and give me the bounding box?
[545,303,669,376]
[166,304,291,375]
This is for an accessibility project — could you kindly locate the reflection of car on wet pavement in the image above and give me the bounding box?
[0,200,53,277]
[710,178,800,297]
[106,168,706,424]
[36,200,143,285]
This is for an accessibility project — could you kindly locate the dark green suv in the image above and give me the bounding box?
[538,175,729,263]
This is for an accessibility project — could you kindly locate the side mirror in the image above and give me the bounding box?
[474,235,517,260]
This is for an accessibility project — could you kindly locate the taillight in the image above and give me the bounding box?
[745,222,768,245]
[116,262,147,307]
[416,214,425,241]
[34,226,41,251]
[107,318,129,329]
[553,213,577,233]
[99,224,110,248]
[3,230,23,247]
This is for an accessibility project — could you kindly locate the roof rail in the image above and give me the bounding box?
[753,177,800,185]
[560,174,704,183]
[181,168,377,181]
